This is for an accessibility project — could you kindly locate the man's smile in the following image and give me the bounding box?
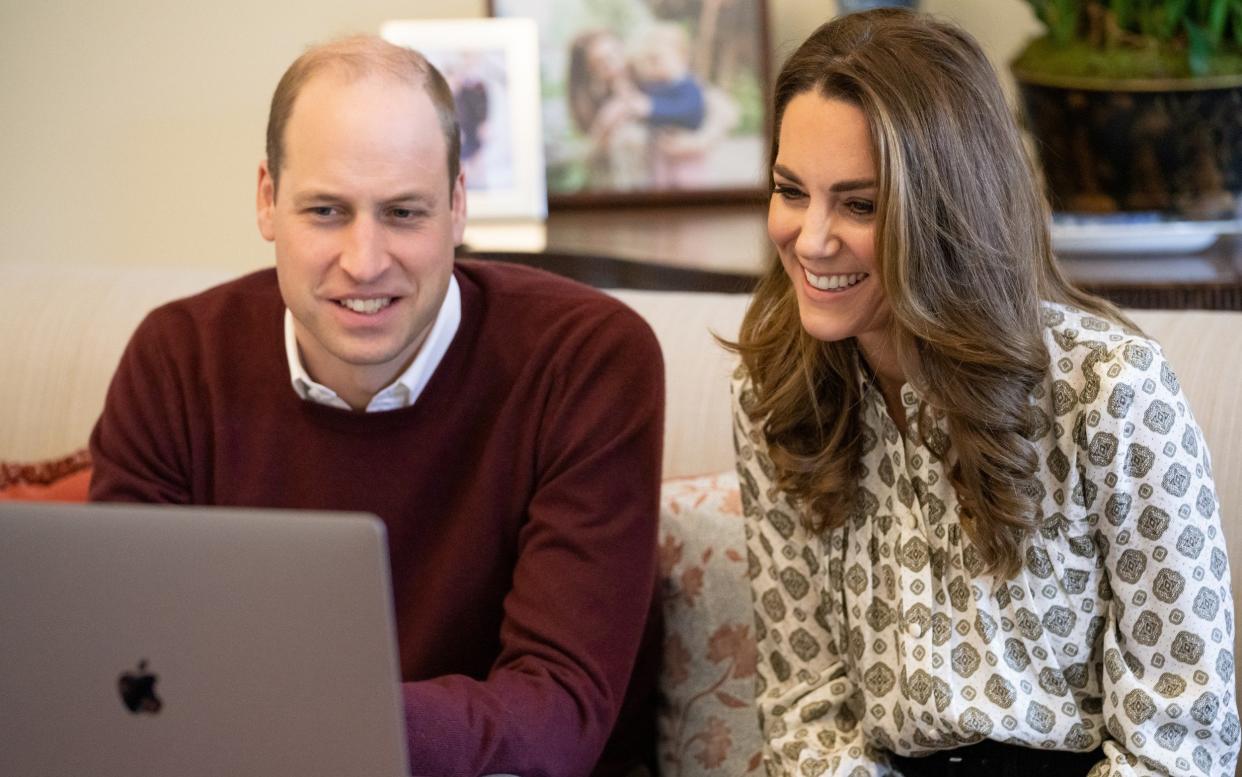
[335,296,396,315]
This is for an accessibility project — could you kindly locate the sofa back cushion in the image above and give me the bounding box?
[611,290,750,480]
[0,263,234,460]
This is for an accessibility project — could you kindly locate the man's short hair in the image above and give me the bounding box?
[265,35,461,194]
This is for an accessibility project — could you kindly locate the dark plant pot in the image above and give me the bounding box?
[1013,69,1242,218]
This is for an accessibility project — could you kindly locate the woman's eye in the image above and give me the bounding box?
[772,183,805,201]
[846,199,875,216]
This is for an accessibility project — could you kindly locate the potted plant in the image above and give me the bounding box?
[1011,0,1242,217]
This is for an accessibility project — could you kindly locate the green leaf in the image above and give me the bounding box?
[1233,0,1242,45]
[1053,0,1078,44]
[1209,0,1230,44]
[1138,5,1158,37]
[1111,0,1133,29]
[1163,0,1192,38]
[1185,17,1214,74]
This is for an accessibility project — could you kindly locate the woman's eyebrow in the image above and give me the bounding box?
[772,163,800,183]
[829,179,876,193]
[773,164,875,193]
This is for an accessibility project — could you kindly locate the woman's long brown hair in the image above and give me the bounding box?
[732,9,1133,577]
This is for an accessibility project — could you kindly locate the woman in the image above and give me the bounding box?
[567,29,649,189]
[732,9,1238,776]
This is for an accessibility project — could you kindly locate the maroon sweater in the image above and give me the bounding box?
[90,262,664,777]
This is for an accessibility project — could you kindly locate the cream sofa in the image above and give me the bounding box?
[2,261,1241,775]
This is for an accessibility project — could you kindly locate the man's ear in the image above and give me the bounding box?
[256,161,276,242]
[450,170,467,247]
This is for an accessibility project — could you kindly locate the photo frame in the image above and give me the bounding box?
[491,0,770,207]
[381,18,547,221]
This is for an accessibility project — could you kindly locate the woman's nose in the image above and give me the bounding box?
[795,214,842,261]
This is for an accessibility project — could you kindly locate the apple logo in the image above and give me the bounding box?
[117,659,163,714]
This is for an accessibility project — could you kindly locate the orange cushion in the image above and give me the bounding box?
[0,450,92,502]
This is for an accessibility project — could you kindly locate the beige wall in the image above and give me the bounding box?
[0,1,1039,272]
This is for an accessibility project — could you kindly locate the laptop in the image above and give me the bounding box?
[0,501,409,777]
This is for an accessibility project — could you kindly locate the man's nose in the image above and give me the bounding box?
[339,216,390,282]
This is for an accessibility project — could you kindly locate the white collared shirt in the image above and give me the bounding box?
[284,276,461,412]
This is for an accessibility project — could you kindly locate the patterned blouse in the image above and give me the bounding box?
[734,303,1238,776]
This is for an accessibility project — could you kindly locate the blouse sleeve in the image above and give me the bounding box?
[1075,338,1239,776]
[733,372,893,776]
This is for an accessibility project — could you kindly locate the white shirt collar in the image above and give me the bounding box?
[284,275,461,412]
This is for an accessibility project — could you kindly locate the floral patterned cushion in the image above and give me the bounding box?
[0,449,92,502]
[657,471,762,776]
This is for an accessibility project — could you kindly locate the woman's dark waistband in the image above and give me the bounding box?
[887,738,1104,776]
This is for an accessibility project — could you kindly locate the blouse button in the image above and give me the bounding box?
[906,618,927,638]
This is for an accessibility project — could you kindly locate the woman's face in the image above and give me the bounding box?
[585,34,627,83]
[769,92,889,348]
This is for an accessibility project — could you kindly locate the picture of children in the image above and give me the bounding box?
[498,0,767,201]
[434,49,514,192]
[630,23,706,133]
[631,23,739,188]
[567,22,743,191]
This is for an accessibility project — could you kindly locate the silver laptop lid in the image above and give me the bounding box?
[0,502,409,777]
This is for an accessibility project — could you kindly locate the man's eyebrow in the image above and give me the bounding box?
[290,191,437,207]
[291,191,347,207]
[771,164,875,193]
[294,191,342,204]
[383,192,437,206]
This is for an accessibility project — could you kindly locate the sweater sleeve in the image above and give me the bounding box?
[732,372,893,777]
[89,308,195,504]
[1076,339,1239,776]
[399,305,664,777]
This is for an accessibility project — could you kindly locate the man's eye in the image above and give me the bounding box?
[308,206,338,217]
[389,207,431,221]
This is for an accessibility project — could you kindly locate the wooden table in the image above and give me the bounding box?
[466,204,1242,309]
[1057,239,1242,310]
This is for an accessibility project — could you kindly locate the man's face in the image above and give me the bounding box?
[257,71,465,408]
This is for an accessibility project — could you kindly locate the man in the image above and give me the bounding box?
[90,36,663,777]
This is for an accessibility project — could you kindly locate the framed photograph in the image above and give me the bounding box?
[491,0,770,206]
[381,18,547,221]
